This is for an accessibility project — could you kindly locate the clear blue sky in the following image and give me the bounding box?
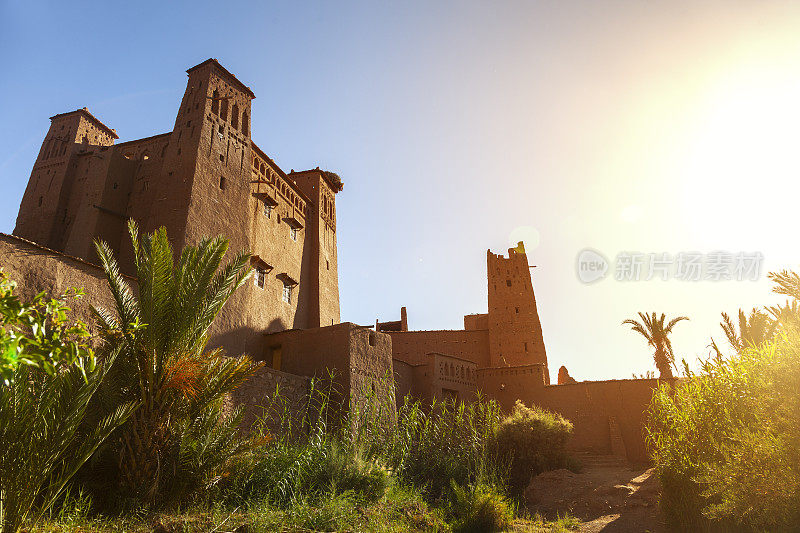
[2,1,799,381]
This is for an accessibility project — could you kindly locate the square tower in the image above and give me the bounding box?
[291,169,342,328]
[14,109,118,250]
[487,243,549,382]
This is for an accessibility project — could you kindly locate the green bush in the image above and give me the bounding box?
[305,443,392,502]
[647,341,800,532]
[447,480,514,533]
[0,273,134,533]
[495,400,574,495]
[646,270,800,531]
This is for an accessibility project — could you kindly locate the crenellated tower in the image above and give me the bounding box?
[487,242,549,382]
[14,109,118,250]
[130,59,256,255]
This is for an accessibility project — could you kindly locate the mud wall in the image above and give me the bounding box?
[529,378,670,463]
[227,365,311,436]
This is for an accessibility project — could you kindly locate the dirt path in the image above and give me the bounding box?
[525,454,665,533]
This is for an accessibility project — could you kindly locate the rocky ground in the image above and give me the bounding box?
[525,453,665,533]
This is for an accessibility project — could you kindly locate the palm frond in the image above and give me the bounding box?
[769,270,800,301]
[93,238,140,331]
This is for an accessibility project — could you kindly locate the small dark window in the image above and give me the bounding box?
[219,154,224,162]
[515,307,519,314]
[524,342,528,352]
[220,96,229,121]
[506,280,512,287]
[368,331,376,346]
[113,182,118,190]
[211,90,220,114]
[254,266,266,288]
[38,196,43,207]
[219,176,226,190]
[326,260,330,270]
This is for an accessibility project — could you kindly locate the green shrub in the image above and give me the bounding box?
[0,273,134,533]
[164,400,259,505]
[647,340,800,531]
[305,443,392,502]
[276,491,362,532]
[447,480,514,533]
[495,400,574,495]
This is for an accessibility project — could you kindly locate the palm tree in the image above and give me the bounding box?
[622,312,688,379]
[766,300,800,331]
[92,220,261,502]
[718,308,775,352]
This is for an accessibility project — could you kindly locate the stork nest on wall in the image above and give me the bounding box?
[322,170,344,191]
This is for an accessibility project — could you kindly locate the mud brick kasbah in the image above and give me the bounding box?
[1,59,668,462]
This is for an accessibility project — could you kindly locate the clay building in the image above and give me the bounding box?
[3,59,667,462]
[383,243,551,404]
[379,242,669,462]
[5,58,389,426]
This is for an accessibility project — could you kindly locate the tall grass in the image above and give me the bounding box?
[363,395,504,499]
[222,372,574,515]
[647,339,800,531]
[222,376,503,506]
[38,372,579,532]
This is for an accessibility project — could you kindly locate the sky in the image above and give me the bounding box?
[2,1,799,381]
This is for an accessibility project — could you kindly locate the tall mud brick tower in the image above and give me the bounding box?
[11,59,342,358]
[13,109,119,255]
[487,242,549,382]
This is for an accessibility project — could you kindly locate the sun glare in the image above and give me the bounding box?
[678,58,800,242]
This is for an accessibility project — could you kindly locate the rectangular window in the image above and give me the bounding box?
[219,176,226,190]
[282,284,292,304]
[264,203,272,218]
[254,267,266,288]
[290,227,298,241]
